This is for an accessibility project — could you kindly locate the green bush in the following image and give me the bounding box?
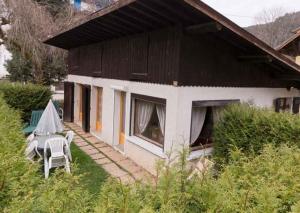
[0,82,52,121]
[95,145,300,213]
[0,96,92,212]
[213,104,300,166]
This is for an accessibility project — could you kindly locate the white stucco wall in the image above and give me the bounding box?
[67,75,300,174]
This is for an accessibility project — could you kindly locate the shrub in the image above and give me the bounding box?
[0,82,52,121]
[0,96,92,212]
[95,145,300,213]
[213,104,300,166]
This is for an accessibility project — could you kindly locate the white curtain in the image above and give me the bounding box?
[212,106,223,124]
[136,101,154,134]
[190,107,207,145]
[156,105,166,136]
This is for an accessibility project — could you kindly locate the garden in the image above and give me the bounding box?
[1,83,300,212]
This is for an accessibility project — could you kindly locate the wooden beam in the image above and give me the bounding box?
[136,0,181,24]
[185,22,223,34]
[117,8,158,29]
[237,55,273,63]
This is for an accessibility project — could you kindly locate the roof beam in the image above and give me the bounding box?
[117,8,157,30]
[151,0,196,23]
[136,0,180,24]
[185,22,222,34]
[109,13,147,32]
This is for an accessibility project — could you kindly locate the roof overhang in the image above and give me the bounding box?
[44,0,300,77]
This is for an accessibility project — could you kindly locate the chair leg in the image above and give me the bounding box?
[44,159,49,179]
[65,156,71,173]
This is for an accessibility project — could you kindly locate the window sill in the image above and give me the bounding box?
[126,136,166,159]
[188,147,213,161]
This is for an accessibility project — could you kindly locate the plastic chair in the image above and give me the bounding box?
[23,110,44,134]
[44,137,70,179]
[65,131,74,161]
[25,140,42,162]
[26,133,35,143]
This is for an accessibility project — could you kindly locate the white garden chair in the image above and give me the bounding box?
[25,140,42,162]
[26,133,35,143]
[44,137,70,179]
[65,131,74,161]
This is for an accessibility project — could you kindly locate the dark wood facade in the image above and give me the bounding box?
[67,26,300,88]
[179,34,297,88]
[68,27,181,85]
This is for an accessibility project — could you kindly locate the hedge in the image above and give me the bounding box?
[213,104,300,166]
[0,82,52,122]
[95,145,300,212]
[0,96,92,212]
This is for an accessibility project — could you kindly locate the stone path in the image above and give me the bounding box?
[64,122,154,184]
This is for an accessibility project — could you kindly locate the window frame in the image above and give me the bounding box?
[130,94,166,149]
[95,86,103,133]
[190,99,240,151]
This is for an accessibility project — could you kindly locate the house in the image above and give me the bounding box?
[277,27,300,65]
[45,0,300,174]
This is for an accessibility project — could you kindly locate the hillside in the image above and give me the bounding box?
[246,11,300,48]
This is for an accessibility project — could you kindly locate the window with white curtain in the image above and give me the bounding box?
[132,95,166,147]
[190,100,239,151]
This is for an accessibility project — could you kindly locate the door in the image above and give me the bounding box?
[63,82,74,122]
[113,91,126,150]
[81,85,91,132]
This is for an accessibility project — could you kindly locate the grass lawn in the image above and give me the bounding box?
[70,143,108,197]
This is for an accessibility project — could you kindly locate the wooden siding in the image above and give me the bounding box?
[67,27,181,84]
[178,34,299,88]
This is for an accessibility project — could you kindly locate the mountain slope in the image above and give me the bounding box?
[246,11,300,48]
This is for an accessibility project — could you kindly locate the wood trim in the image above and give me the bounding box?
[134,134,164,148]
[96,87,103,132]
[192,99,240,107]
[191,143,213,151]
[131,93,166,105]
[130,94,166,149]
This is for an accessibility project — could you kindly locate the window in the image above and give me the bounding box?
[190,100,239,151]
[275,98,293,113]
[131,95,166,147]
[95,87,103,132]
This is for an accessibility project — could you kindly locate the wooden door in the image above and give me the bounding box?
[81,85,91,132]
[63,82,74,122]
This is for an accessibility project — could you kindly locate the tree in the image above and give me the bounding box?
[3,0,84,85]
[248,7,300,48]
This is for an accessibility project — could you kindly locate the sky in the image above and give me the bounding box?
[201,0,300,27]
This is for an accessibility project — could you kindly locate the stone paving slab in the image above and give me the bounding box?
[98,146,115,153]
[105,151,127,162]
[65,122,155,184]
[84,148,99,155]
[80,145,94,152]
[102,163,128,178]
[75,141,89,147]
[94,142,108,148]
[88,137,101,144]
[95,158,112,165]
[117,159,142,174]
[91,153,105,160]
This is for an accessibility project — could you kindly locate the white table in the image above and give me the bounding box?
[35,134,64,150]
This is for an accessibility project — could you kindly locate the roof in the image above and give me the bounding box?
[276,31,300,51]
[44,0,300,74]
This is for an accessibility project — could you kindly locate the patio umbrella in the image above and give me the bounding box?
[35,100,64,135]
